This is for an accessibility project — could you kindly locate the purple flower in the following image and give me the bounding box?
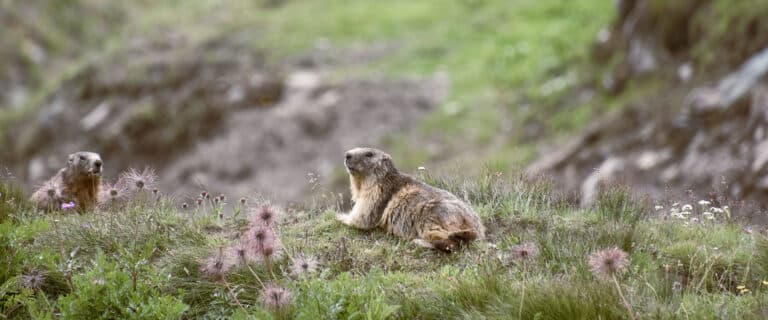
[62,201,76,210]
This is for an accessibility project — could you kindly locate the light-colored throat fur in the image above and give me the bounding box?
[347,174,386,228]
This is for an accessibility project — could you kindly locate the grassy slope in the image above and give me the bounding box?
[1,175,767,319]
[243,0,614,169]
[1,0,613,172]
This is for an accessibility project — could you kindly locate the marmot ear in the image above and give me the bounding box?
[67,154,74,163]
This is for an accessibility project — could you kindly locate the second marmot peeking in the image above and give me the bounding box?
[30,151,103,212]
[336,147,486,253]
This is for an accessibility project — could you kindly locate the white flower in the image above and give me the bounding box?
[698,200,711,206]
[681,204,693,211]
[690,217,699,223]
[672,202,680,207]
[417,166,426,171]
[654,205,664,211]
[711,207,724,214]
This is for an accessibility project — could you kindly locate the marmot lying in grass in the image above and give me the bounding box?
[30,151,103,212]
[336,147,485,253]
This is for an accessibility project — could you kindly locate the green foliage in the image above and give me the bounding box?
[57,254,188,319]
[1,171,767,319]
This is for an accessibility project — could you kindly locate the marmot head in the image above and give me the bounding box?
[344,147,396,178]
[66,151,103,177]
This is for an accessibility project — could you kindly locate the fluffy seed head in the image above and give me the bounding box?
[182,203,189,209]
[21,269,47,291]
[98,181,128,208]
[260,284,293,310]
[196,198,204,206]
[511,242,539,262]
[201,249,232,280]
[254,206,277,226]
[240,197,247,205]
[119,167,158,193]
[588,247,630,279]
[290,255,319,277]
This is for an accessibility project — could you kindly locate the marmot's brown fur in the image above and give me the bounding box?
[30,152,103,212]
[336,147,486,253]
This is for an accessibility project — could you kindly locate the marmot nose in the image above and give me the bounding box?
[94,160,102,168]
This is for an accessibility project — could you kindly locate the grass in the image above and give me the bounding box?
[1,172,767,319]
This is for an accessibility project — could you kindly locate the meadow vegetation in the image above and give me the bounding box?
[1,169,767,319]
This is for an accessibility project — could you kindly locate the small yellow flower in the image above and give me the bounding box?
[736,285,746,290]
[762,280,768,285]
[739,288,751,294]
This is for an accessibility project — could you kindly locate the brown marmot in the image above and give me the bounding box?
[336,147,486,253]
[30,151,103,212]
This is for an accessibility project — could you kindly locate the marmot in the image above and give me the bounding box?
[30,152,103,212]
[336,147,486,253]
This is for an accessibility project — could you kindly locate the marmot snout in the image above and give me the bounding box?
[337,147,486,253]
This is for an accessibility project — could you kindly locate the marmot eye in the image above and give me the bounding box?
[79,155,86,161]
[365,152,374,158]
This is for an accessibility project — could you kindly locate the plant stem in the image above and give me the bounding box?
[223,277,247,312]
[518,264,526,319]
[611,274,637,320]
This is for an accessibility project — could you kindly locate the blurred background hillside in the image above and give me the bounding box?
[2,0,768,217]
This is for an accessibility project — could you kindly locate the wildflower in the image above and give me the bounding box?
[253,206,278,226]
[201,191,208,198]
[681,204,693,211]
[417,166,426,171]
[218,194,226,202]
[290,255,319,277]
[672,202,679,207]
[698,200,711,206]
[737,285,750,294]
[182,203,189,209]
[510,242,539,262]
[98,181,127,208]
[588,247,629,279]
[152,188,159,196]
[244,226,276,252]
[711,207,724,214]
[239,197,247,205]
[227,244,253,265]
[205,193,211,200]
[21,269,47,291]
[196,198,204,206]
[119,167,158,193]
[259,284,293,310]
[61,201,76,210]
[654,205,663,211]
[92,278,106,286]
[762,280,768,285]
[201,249,232,280]
[214,197,220,205]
